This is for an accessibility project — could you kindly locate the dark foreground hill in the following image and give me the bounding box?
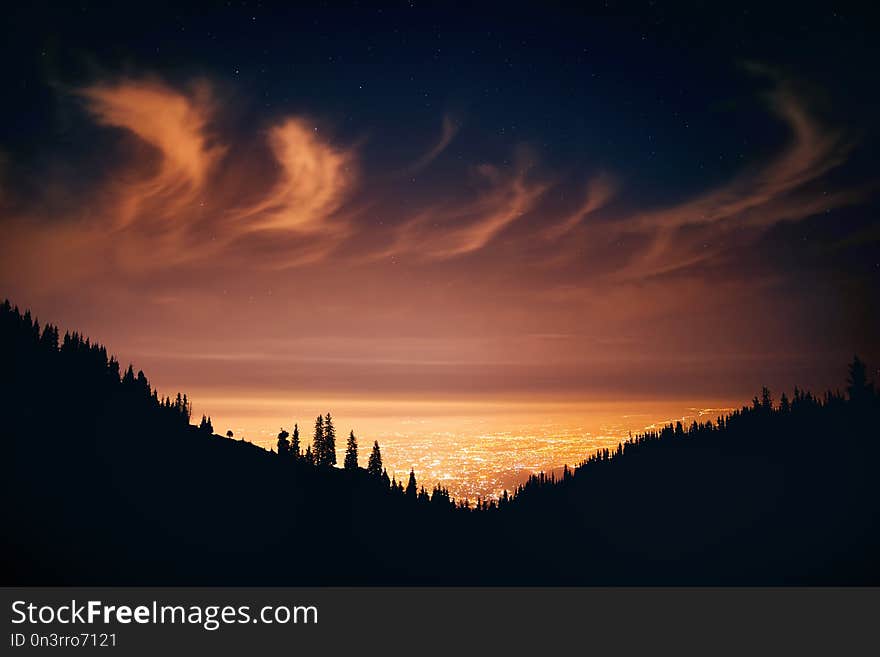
[2,300,878,584]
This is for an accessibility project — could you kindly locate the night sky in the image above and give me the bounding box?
[1,2,878,425]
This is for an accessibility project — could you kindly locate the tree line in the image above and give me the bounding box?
[512,356,879,504]
[266,413,461,510]
[0,299,193,430]
[3,297,876,515]
[4,297,879,585]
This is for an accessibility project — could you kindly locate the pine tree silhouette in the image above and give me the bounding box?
[847,355,874,403]
[277,428,290,457]
[291,423,300,460]
[761,386,773,410]
[406,469,417,498]
[344,430,358,470]
[198,415,213,433]
[367,440,383,477]
[323,412,337,467]
[312,415,324,464]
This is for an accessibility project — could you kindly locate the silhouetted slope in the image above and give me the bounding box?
[506,389,880,583]
[0,300,457,584]
[1,299,878,584]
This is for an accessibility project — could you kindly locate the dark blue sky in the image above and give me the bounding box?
[4,2,878,205]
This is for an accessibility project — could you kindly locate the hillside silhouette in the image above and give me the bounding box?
[2,299,878,584]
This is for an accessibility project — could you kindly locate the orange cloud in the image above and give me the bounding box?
[622,89,849,234]
[543,173,617,240]
[400,114,460,175]
[0,76,372,287]
[587,84,859,282]
[233,118,357,234]
[0,71,866,295]
[79,78,224,225]
[387,164,548,260]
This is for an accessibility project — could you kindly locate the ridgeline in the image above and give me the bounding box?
[2,300,878,584]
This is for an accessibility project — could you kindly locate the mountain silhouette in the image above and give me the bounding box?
[2,299,878,584]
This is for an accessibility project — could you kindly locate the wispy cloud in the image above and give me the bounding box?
[231,118,357,233]
[622,89,849,233]
[0,71,868,291]
[542,173,617,240]
[590,79,858,282]
[3,77,366,277]
[0,68,874,407]
[398,114,460,175]
[79,78,225,225]
[385,163,549,260]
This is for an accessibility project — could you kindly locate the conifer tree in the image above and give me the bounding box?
[344,430,358,470]
[779,392,790,413]
[847,355,873,403]
[406,469,417,498]
[291,423,300,459]
[136,370,149,396]
[322,412,337,466]
[277,428,290,456]
[108,357,120,381]
[312,415,324,464]
[367,440,383,477]
[761,386,773,410]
